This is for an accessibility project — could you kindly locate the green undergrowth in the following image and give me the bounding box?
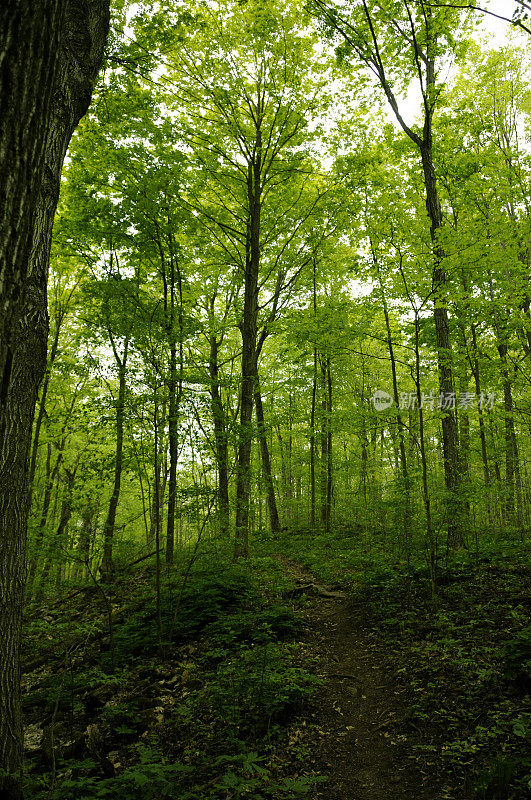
[369,561,530,799]
[22,545,322,799]
[262,528,530,799]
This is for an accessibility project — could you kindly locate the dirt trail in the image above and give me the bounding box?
[282,558,441,800]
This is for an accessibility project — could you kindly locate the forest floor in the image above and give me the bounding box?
[21,536,530,799]
[271,535,531,800]
[278,556,441,800]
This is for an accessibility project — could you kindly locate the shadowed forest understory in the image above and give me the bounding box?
[1,1,531,798]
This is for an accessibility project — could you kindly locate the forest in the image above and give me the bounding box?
[0,0,530,798]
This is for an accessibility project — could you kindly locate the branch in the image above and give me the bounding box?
[310,0,423,146]
[422,1,531,35]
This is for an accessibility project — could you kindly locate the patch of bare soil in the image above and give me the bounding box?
[282,558,443,800]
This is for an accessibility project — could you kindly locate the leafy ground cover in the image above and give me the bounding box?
[21,545,322,799]
[21,531,530,799]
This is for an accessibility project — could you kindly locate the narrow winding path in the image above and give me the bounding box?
[282,558,442,800]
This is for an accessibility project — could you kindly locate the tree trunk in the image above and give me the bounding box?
[148,397,166,546]
[166,341,178,565]
[0,4,109,793]
[326,361,333,530]
[148,467,162,547]
[153,388,163,650]
[470,323,492,524]
[489,257,524,532]
[486,408,503,525]
[498,342,524,530]
[234,132,262,561]
[37,464,77,600]
[420,141,464,549]
[209,335,230,535]
[373,246,410,550]
[27,442,65,587]
[457,324,471,520]
[414,315,436,587]
[164,241,183,566]
[100,343,129,579]
[0,314,46,797]
[310,260,318,529]
[28,314,63,507]
[253,369,281,535]
[76,497,98,580]
[320,358,332,533]
[277,427,287,510]
[310,348,317,529]
[0,1,61,388]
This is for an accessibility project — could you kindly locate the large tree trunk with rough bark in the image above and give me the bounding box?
[0,306,47,799]
[0,4,109,794]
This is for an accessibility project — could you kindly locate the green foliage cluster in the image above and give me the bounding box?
[27,745,320,800]
[109,563,257,664]
[181,638,319,734]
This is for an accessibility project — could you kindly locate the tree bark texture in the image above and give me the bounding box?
[0,4,109,793]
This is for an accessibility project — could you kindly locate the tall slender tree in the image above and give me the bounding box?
[313,0,472,546]
[153,0,330,556]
